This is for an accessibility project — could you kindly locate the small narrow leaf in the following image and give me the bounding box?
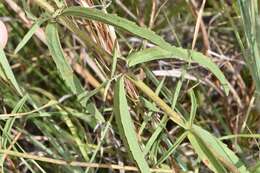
[86,103,105,128]
[188,89,197,128]
[45,23,83,94]
[111,42,118,78]
[140,97,159,112]
[114,76,151,173]
[127,76,186,129]
[171,72,184,109]
[61,6,171,49]
[0,49,23,96]
[188,132,227,173]
[15,19,46,54]
[143,116,168,156]
[157,131,188,165]
[127,47,230,95]
[2,94,28,146]
[127,76,186,128]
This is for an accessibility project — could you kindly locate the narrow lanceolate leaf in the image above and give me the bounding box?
[127,47,230,95]
[157,131,188,165]
[61,6,230,95]
[61,6,171,49]
[192,125,249,173]
[114,77,151,173]
[15,18,46,54]
[0,49,23,96]
[188,89,197,128]
[188,132,227,173]
[45,23,83,94]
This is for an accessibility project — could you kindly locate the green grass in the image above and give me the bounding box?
[0,0,260,172]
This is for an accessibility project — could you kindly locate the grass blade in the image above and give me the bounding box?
[143,76,183,155]
[1,94,28,147]
[114,76,151,173]
[127,47,230,95]
[0,94,28,167]
[15,18,46,54]
[156,131,188,165]
[238,0,260,94]
[45,23,83,94]
[0,49,23,96]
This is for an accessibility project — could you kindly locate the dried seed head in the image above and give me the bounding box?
[0,20,8,49]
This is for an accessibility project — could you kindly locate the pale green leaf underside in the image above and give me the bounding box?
[127,47,230,95]
[188,132,227,173]
[114,77,151,173]
[0,49,23,96]
[192,125,249,173]
[45,23,83,94]
[15,18,47,54]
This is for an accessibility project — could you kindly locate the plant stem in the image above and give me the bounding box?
[62,114,90,161]
[126,75,186,128]
[0,149,174,172]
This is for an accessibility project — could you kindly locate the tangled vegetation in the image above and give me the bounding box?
[0,0,260,172]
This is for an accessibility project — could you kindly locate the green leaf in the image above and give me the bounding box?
[251,161,260,173]
[127,76,186,128]
[15,18,46,54]
[157,131,188,165]
[188,132,227,173]
[192,125,249,173]
[143,116,168,156]
[114,76,151,173]
[140,97,159,112]
[238,0,260,94]
[139,77,167,153]
[1,94,28,146]
[86,103,105,128]
[61,6,229,95]
[61,6,171,49]
[0,49,23,96]
[188,89,197,128]
[171,71,185,109]
[0,94,28,166]
[45,23,83,94]
[127,47,230,95]
[111,42,118,78]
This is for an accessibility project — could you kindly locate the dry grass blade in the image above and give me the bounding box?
[191,0,206,50]
[0,149,174,173]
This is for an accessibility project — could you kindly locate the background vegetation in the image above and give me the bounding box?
[0,0,260,172]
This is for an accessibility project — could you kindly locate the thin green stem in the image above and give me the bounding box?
[61,113,90,161]
[219,134,260,140]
